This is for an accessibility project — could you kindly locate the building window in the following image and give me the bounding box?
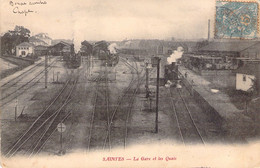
[243,75,246,82]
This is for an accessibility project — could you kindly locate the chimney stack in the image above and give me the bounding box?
[208,19,210,41]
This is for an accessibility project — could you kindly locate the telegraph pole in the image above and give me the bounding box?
[53,70,55,82]
[14,99,18,121]
[45,55,48,88]
[155,57,161,133]
[145,62,149,94]
[57,72,60,82]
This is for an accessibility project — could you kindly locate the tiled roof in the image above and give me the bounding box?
[53,41,72,47]
[35,45,48,50]
[199,41,259,52]
[52,39,73,45]
[17,42,34,47]
[235,63,260,75]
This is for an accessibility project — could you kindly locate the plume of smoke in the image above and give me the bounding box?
[108,43,118,54]
[72,30,85,53]
[74,37,84,53]
[167,47,184,64]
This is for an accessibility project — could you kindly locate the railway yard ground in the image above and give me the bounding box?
[0,56,37,79]
[0,58,17,71]
[0,54,257,157]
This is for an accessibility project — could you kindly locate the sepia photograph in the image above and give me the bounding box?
[0,0,260,167]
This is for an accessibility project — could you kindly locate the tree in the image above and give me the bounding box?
[1,26,31,55]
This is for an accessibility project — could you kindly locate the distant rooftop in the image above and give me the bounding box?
[29,36,48,45]
[17,42,34,47]
[199,41,259,52]
[35,33,52,40]
[50,41,73,48]
[52,39,73,45]
[235,63,260,75]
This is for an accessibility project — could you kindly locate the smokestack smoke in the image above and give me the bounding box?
[208,19,210,41]
[108,43,118,54]
[167,46,183,64]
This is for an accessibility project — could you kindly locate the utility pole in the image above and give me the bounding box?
[60,128,63,152]
[53,70,55,82]
[45,55,48,88]
[145,62,149,96]
[15,106,17,121]
[114,66,117,80]
[155,57,161,133]
[14,99,18,121]
[57,72,60,83]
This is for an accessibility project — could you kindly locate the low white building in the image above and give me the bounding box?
[16,42,34,57]
[236,64,257,92]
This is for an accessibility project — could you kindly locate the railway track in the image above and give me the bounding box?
[87,67,111,151]
[0,58,58,107]
[168,87,205,145]
[103,58,155,149]
[5,74,78,157]
[105,60,142,149]
[120,57,139,74]
[87,57,156,151]
[87,57,140,151]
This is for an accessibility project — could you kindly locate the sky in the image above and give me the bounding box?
[1,0,216,49]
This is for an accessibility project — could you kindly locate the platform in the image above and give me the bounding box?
[178,66,242,119]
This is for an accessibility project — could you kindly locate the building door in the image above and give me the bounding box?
[21,51,26,55]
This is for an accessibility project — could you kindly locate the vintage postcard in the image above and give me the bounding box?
[0,0,260,167]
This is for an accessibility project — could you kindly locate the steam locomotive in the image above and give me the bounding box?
[63,53,81,69]
[164,62,182,88]
[92,41,119,66]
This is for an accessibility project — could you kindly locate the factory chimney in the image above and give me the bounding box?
[208,19,210,41]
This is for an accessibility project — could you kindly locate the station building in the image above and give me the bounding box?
[34,33,52,46]
[235,63,259,92]
[182,41,260,89]
[183,41,259,71]
[29,36,48,46]
[49,41,74,56]
[34,45,49,56]
[16,42,34,57]
[239,42,260,60]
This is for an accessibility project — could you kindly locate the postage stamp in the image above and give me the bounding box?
[215,1,259,39]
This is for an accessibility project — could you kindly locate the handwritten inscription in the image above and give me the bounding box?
[9,0,47,16]
[13,7,34,16]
